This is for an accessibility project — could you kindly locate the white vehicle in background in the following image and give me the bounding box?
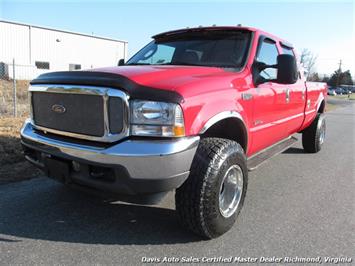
[327,88,337,96]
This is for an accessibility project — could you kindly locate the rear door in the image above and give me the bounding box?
[249,38,290,154]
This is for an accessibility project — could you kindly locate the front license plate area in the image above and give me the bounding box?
[45,157,70,182]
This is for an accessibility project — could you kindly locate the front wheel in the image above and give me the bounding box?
[302,113,326,153]
[175,138,248,239]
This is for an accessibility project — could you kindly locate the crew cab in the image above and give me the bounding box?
[21,26,327,238]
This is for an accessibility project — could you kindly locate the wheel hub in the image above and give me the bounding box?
[319,120,326,145]
[219,165,244,218]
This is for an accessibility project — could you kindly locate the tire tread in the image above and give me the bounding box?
[175,138,246,239]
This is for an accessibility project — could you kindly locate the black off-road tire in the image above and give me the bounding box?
[302,113,326,153]
[175,138,248,239]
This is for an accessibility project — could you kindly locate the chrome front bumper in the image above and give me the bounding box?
[21,120,199,195]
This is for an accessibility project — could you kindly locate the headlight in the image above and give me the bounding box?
[130,100,185,137]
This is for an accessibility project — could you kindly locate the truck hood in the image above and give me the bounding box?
[90,65,227,91]
[31,65,236,103]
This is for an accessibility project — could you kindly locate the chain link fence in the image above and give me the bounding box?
[0,59,43,183]
[0,59,38,118]
[0,59,81,118]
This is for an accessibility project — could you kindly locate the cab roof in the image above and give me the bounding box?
[153,26,293,48]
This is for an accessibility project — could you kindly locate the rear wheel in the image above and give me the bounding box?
[175,138,248,239]
[302,113,326,153]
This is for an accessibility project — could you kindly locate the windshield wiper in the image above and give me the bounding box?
[126,63,151,65]
[160,62,238,68]
[161,61,211,67]
[127,62,237,68]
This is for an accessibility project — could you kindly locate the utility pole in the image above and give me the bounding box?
[336,59,342,88]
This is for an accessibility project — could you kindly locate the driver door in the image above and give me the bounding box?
[250,38,289,154]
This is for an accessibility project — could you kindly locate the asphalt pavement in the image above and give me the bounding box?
[1,101,354,265]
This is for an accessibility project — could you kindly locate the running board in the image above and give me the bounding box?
[247,136,298,171]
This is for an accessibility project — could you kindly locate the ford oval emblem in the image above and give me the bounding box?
[51,104,66,114]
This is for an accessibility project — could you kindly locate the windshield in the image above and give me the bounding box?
[126,31,251,69]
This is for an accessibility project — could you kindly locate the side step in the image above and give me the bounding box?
[247,136,298,171]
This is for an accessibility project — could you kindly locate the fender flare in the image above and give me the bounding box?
[316,93,325,113]
[199,111,249,151]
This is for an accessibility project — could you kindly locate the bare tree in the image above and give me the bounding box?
[308,72,321,82]
[300,49,317,75]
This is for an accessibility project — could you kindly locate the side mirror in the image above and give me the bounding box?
[276,54,298,84]
[118,59,125,66]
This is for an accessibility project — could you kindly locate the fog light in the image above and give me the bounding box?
[72,161,81,172]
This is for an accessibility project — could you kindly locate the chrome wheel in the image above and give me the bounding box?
[319,120,326,145]
[219,165,244,218]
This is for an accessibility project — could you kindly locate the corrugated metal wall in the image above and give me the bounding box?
[0,20,127,80]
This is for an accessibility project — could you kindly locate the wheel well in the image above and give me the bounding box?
[318,100,325,113]
[201,118,248,152]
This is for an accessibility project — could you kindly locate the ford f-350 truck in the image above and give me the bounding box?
[21,26,327,238]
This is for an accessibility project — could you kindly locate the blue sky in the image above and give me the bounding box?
[1,0,354,75]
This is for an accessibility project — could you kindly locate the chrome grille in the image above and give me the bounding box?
[29,85,129,142]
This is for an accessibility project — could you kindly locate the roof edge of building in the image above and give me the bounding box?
[0,19,128,43]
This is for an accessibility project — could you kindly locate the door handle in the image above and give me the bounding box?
[285,88,290,103]
[241,93,253,101]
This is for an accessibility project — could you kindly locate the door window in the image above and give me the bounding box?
[281,45,294,56]
[256,39,279,80]
[281,46,301,79]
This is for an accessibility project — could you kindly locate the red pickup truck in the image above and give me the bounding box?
[21,26,327,238]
